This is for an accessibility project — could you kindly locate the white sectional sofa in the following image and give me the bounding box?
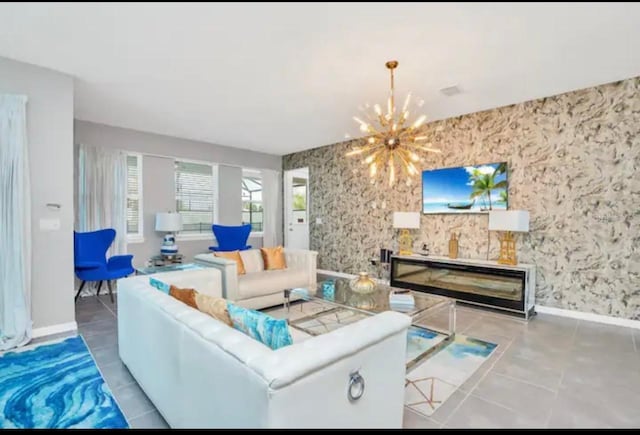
[117,270,411,428]
[194,248,318,310]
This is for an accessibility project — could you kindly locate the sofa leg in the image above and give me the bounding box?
[96,281,103,297]
[74,281,86,303]
[107,280,114,304]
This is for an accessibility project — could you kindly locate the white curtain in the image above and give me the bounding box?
[0,94,32,350]
[261,169,281,247]
[76,144,127,255]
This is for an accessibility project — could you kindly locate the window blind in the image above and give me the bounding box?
[175,160,216,234]
[126,155,141,235]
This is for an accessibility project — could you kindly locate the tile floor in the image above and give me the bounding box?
[67,290,640,429]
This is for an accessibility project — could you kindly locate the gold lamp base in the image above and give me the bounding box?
[398,229,413,256]
[497,231,518,265]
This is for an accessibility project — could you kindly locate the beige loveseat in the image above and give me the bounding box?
[194,248,317,310]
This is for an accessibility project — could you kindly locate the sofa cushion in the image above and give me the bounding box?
[165,282,232,327]
[238,268,310,299]
[226,303,292,350]
[149,277,170,294]
[260,246,287,270]
[214,250,246,275]
[239,249,264,273]
[195,293,233,327]
[169,285,198,308]
[149,269,222,298]
[289,326,312,344]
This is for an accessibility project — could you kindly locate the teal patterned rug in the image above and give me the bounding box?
[0,336,128,429]
[405,331,498,417]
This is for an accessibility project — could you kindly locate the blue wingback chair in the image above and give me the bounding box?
[74,229,134,303]
[209,224,252,252]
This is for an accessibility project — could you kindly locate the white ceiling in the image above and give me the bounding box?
[1,3,640,155]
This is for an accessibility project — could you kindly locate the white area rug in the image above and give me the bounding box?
[266,302,497,418]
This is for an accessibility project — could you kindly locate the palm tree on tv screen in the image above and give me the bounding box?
[469,163,507,210]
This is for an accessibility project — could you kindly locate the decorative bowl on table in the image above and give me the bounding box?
[349,272,377,294]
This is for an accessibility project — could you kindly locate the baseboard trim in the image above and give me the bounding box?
[32,321,78,339]
[536,306,640,330]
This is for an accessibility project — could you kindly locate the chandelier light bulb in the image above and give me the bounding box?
[412,114,427,129]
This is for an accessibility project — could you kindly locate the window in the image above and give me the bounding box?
[292,176,307,224]
[242,170,263,232]
[175,160,217,234]
[126,154,143,241]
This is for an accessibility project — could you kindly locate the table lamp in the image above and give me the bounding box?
[393,212,420,256]
[155,212,182,257]
[488,210,529,265]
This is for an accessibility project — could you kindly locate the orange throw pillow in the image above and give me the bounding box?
[260,246,287,270]
[214,250,246,275]
[195,293,233,327]
[169,285,198,309]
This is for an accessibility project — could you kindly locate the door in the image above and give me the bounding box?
[284,168,309,250]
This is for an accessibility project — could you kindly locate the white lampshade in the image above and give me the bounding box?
[393,212,420,229]
[155,212,182,232]
[488,210,530,232]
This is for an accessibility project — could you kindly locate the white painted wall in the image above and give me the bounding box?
[217,165,242,225]
[0,56,75,330]
[74,120,283,267]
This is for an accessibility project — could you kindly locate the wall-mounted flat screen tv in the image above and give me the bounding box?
[422,162,508,214]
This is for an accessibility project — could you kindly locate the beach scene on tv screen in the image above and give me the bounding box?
[422,162,508,214]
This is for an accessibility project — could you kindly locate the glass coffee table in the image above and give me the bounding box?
[135,262,207,275]
[284,277,456,370]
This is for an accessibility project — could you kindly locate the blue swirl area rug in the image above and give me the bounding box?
[405,329,498,418]
[0,336,128,429]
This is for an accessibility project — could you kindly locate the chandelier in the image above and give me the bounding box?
[346,60,441,186]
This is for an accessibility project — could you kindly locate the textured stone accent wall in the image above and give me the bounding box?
[283,77,640,320]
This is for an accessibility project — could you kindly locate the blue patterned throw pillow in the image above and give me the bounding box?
[149,277,170,294]
[226,303,292,350]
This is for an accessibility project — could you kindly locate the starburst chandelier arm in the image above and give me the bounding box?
[362,147,386,165]
[397,109,410,129]
[345,140,385,156]
[404,137,442,154]
[407,143,443,154]
[402,93,412,114]
[396,148,419,176]
[345,147,368,156]
[399,146,421,163]
[407,114,428,131]
[388,153,396,186]
[353,116,384,137]
[394,151,412,178]
[363,106,387,130]
[411,135,429,141]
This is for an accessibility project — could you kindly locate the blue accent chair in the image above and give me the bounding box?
[74,229,134,303]
[209,224,252,252]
